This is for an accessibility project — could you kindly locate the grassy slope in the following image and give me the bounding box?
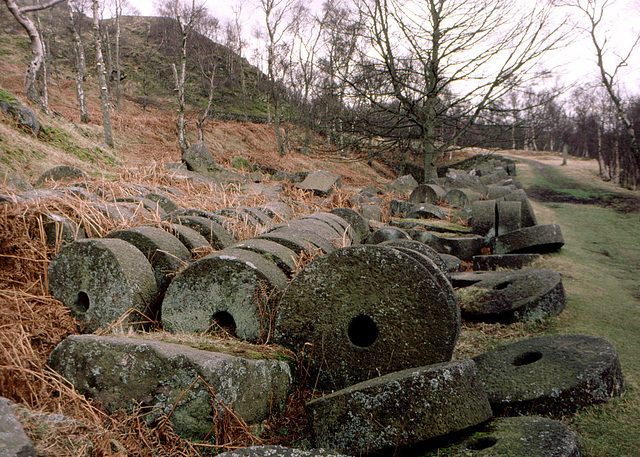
[512,153,640,456]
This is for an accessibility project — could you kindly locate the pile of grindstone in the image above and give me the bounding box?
[1,157,625,456]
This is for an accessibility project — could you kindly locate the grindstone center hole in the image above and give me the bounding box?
[212,311,237,336]
[348,314,378,348]
[466,436,498,451]
[513,350,543,367]
[75,291,90,313]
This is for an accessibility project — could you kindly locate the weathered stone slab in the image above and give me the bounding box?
[473,253,541,271]
[0,397,35,457]
[407,203,446,220]
[162,249,287,342]
[493,224,564,254]
[456,269,566,323]
[275,245,460,390]
[307,360,492,456]
[35,165,88,186]
[408,183,446,205]
[48,238,159,332]
[330,207,369,244]
[295,170,342,196]
[392,217,472,234]
[417,231,484,261]
[384,174,419,197]
[105,226,192,292]
[217,446,349,456]
[473,334,624,417]
[48,335,293,440]
[428,416,581,457]
[359,203,382,222]
[366,225,412,244]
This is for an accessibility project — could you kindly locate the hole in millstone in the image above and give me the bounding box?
[75,291,90,312]
[466,436,498,450]
[212,311,237,336]
[348,314,378,348]
[494,280,512,290]
[513,350,543,366]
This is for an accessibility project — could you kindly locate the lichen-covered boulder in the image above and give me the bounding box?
[182,140,220,173]
[48,335,293,441]
[0,397,35,457]
[424,416,581,457]
[384,174,419,197]
[295,170,342,196]
[473,334,624,416]
[306,359,492,456]
[330,207,370,244]
[34,165,88,187]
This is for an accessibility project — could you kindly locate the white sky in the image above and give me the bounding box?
[128,0,640,96]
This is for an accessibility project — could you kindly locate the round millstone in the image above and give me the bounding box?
[162,222,211,253]
[366,226,411,244]
[41,212,86,247]
[431,416,581,456]
[114,197,167,219]
[379,239,450,279]
[492,224,564,254]
[170,215,236,249]
[257,227,336,254]
[47,238,159,332]
[283,219,345,247]
[306,359,492,456]
[330,207,370,244]
[232,238,299,277]
[104,226,192,292]
[444,188,482,208]
[300,212,356,245]
[473,334,624,417]
[456,268,566,323]
[408,183,445,205]
[505,189,537,227]
[144,192,181,214]
[473,253,541,271]
[496,200,522,236]
[162,248,288,342]
[471,200,497,236]
[406,203,446,220]
[168,208,229,226]
[275,245,460,390]
[257,201,293,221]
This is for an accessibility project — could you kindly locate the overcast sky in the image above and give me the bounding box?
[128,0,640,96]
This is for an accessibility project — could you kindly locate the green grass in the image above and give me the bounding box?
[514,158,640,456]
[38,125,121,166]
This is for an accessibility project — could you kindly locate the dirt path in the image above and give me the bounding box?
[509,155,640,213]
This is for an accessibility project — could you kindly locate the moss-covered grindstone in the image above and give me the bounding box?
[34,165,88,187]
[408,183,446,205]
[162,222,210,253]
[423,416,581,456]
[492,224,564,254]
[162,248,287,342]
[300,212,357,246]
[473,334,624,417]
[105,226,192,292]
[169,215,236,250]
[330,207,370,244]
[48,335,293,441]
[417,231,484,261]
[275,245,460,391]
[456,269,566,323]
[232,238,299,277]
[365,225,412,244]
[379,239,451,279]
[444,188,483,209]
[47,238,159,332]
[306,359,492,456]
[257,227,336,254]
[216,446,350,456]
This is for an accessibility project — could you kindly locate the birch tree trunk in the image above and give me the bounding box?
[114,0,122,112]
[2,0,65,112]
[68,4,89,123]
[92,0,114,147]
[174,15,189,155]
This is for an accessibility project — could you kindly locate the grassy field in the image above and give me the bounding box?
[510,153,640,456]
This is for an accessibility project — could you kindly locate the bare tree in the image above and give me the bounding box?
[341,0,568,181]
[554,0,640,168]
[91,0,114,147]
[2,0,67,111]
